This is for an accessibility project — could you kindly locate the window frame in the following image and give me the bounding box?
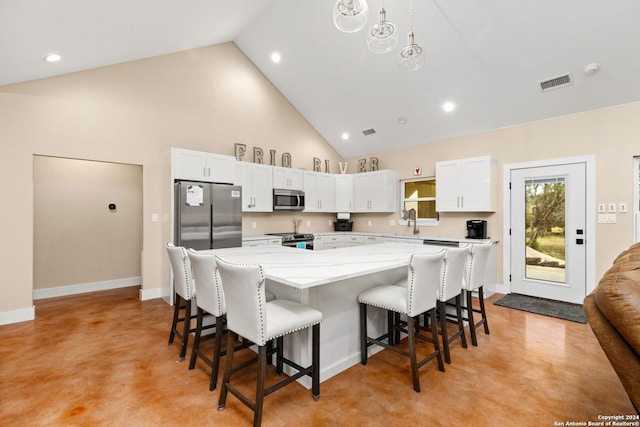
[399,177,439,227]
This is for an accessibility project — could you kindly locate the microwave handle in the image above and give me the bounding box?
[297,194,301,207]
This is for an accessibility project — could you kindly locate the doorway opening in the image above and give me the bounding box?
[33,155,143,300]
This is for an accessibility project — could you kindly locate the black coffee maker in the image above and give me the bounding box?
[466,220,487,239]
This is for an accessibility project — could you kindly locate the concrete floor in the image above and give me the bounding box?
[0,286,635,426]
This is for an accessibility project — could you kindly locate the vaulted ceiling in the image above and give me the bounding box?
[2,0,640,158]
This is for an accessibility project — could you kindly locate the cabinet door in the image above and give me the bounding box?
[251,164,274,212]
[353,170,396,212]
[173,148,207,181]
[435,156,494,212]
[316,173,336,212]
[235,162,255,210]
[335,174,354,212]
[206,153,236,184]
[435,161,460,211]
[368,170,396,212]
[353,173,371,212]
[303,171,319,212]
[273,167,304,190]
[459,157,492,211]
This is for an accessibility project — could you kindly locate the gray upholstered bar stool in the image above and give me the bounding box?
[358,251,446,392]
[187,249,276,391]
[462,242,493,346]
[165,243,197,361]
[436,246,470,364]
[215,256,322,427]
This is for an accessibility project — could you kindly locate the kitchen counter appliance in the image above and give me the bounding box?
[466,220,487,239]
[266,232,314,250]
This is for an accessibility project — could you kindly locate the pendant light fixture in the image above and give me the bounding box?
[397,0,425,71]
[367,3,398,54]
[333,0,369,33]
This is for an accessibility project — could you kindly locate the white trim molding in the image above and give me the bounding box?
[32,277,142,300]
[139,286,167,301]
[0,305,35,325]
[502,155,596,297]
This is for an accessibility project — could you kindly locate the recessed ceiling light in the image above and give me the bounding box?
[341,133,349,141]
[442,101,456,113]
[271,52,281,63]
[44,54,61,62]
[397,116,407,125]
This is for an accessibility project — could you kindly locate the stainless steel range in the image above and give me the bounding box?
[266,233,314,250]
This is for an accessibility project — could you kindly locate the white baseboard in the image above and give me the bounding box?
[139,286,167,301]
[32,277,142,300]
[0,305,35,326]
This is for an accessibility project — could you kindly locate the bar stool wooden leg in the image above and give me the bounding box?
[438,301,451,364]
[312,323,320,400]
[217,331,236,411]
[466,290,479,346]
[210,316,225,391]
[407,316,420,392]
[479,286,490,334]
[189,307,205,369]
[254,346,267,427]
[360,303,368,365]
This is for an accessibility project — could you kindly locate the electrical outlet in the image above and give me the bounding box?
[252,221,256,229]
[306,220,310,226]
[367,221,372,227]
[389,220,395,226]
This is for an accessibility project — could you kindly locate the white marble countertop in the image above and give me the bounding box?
[201,242,445,290]
[299,231,495,244]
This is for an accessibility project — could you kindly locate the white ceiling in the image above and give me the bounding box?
[3,0,640,158]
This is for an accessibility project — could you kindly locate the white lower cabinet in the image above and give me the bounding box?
[242,237,282,247]
[313,234,345,250]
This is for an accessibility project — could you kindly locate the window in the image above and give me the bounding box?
[400,178,438,225]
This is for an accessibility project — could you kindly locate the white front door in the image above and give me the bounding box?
[510,163,587,304]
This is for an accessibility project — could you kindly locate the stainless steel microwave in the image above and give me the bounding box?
[273,188,305,210]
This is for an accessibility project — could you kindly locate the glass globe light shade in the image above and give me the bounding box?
[397,32,425,71]
[367,8,398,54]
[333,0,369,33]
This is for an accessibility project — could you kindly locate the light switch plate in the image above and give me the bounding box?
[598,203,606,213]
[619,203,628,213]
[608,203,617,213]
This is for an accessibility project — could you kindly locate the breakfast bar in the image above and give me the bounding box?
[203,242,449,388]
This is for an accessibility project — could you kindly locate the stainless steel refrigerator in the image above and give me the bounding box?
[174,181,242,250]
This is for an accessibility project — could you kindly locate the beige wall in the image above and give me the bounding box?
[0,42,342,317]
[345,103,640,285]
[33,156,142,289]
[2,38,639,320]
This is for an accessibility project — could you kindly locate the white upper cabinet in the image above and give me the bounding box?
[303,171,336,212]
[235,162,273,212]
[272,166,304,190]
[353,170,397,212]
[335,174,354,212]
[172,148,236,184]
[435,156,496,212]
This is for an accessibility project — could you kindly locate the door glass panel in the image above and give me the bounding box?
[524,177,566,283]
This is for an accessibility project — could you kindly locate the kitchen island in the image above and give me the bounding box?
[202,242,455,387]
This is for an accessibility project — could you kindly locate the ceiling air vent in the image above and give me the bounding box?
[539,73,572,92]
[362,128,376,136]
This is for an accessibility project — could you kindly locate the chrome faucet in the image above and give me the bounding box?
[402,208,419,235]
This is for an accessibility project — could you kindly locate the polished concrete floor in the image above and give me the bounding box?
[1,286,635,426]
